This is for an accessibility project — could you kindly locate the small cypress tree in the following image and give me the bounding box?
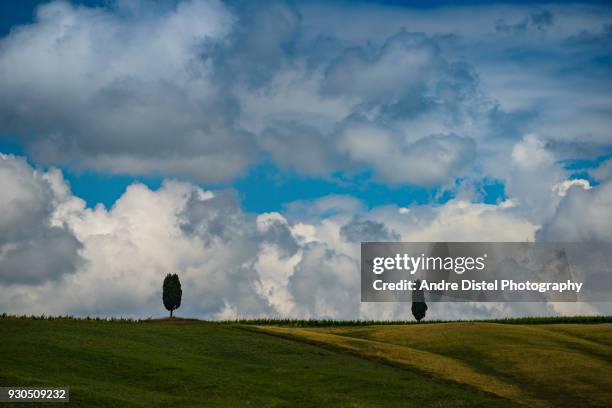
[163,273,182,318]
[411,280,428,323]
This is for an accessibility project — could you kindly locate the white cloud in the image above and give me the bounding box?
[0,157,554,319]
[0,158,609,319]
[0,0,253,183]
[486,134,567,224]
[4,0,596,187]
[337,125,476,185]
[0,155,82,285]
[590,158,612,182]
[511,134,554,170]
[553,179,591,197]
[538,177,612,242]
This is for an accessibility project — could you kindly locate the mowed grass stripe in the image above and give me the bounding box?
[251,326,537,407]
[254,323,612,408]
[1,318,518,407]
[325,323,612,407]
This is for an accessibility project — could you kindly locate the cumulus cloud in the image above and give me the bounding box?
[590,158,612,182]
[0,155,83,285]
[534,147,612,243]
[0,157,555,319]
[483,134,567,224]
[5,0,600,187]
[0,0,253,182]
[553,179,591,197]
[1,157,610,319]
[0,160,303,317]
[340,217,400,242]
[337,126,476,185]
[538,176,612,242]
[322,32,441,103]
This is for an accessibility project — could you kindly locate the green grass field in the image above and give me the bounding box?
[254,322,612,407]
[1,317,611,407]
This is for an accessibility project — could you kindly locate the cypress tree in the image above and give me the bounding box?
[163,273,182,318]
[411,279,428,322]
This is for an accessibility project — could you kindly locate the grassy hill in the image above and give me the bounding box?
[255,322,612,407]
[1,317,611,407]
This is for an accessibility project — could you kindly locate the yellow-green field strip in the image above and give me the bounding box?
[248,323,612,408]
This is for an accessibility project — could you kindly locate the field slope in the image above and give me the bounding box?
[2,318,611,407]
[1,318,515,407]
[254,322,612,408]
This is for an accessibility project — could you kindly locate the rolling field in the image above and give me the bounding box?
[254,322,612,407]
[1,317,611,407]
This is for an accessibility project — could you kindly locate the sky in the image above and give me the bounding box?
[0,0,611,319]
